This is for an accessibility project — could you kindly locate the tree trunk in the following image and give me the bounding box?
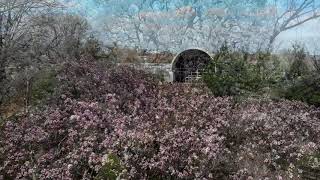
[267,31,279,52]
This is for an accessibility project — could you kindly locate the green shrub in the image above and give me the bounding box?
[281,73,320,107]
[0,67,58,118]
[30,69,57,105]
[276,44,320,107]
[313,56,320,73]
[95,154,124,180]
[82,35,103,59]
[286,44,310,80]
[203,45,282,97]
[298,151,320,179]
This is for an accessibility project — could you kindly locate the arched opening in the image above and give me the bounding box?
[172,49,212,82]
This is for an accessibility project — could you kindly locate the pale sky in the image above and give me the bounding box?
[275,19,320,54]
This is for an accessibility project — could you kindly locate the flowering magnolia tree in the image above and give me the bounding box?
[0,58,320,179]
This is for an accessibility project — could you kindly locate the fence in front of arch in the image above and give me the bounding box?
[173,68,206,83]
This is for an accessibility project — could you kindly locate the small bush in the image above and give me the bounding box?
[313,56,320,73]
[81,35,103,59]
[281,73,320,107]
[95,153,124,180]
[30,69,57,105]
[286,44,310,80]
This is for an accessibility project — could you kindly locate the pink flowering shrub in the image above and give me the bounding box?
[113,84,234,179]
[0,59,320,179]
[0,99,116,179]
[56,58,158,115]
[228,99,320,179]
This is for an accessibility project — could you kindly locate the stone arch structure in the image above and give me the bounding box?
[172,49,212,82]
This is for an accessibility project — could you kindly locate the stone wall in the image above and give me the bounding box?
[120,63,174,82]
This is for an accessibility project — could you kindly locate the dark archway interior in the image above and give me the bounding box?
[173,49,211,82]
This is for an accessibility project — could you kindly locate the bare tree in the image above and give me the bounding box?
[26,13,89,62]
[0,0,59,79]
[268,0,320,50]
[0,0,61,105]
[95,0,320,52]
